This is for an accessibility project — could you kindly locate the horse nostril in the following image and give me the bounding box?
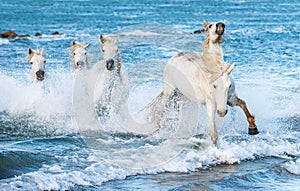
[76,61,84,67]
[106,59,115,71]
[36,70,45,81]
[216,22,225,35]
[36,70,44,76]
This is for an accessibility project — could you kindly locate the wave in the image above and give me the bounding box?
[0,129,299,190]
[0,38,9,45]
[285,158,300,175]
[1,23,300,190]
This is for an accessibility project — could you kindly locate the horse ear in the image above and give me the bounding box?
[194,29,205,34]
[226,63,235,74]
[203,21,210,30]
[84,43,90,49]
[100,35,106,44]
[40,48,45,56]
[28,48,32,55]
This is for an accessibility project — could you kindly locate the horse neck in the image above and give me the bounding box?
[202,38,224,65]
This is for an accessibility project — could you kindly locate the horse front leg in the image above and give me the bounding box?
[228,95,259,135]
[206,100,218,145]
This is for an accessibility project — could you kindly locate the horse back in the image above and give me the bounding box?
[164,51,208,103]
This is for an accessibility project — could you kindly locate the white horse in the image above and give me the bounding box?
[27,48,46,82]
[147,21,259,144]
[70,41,90,71]
[195,21,259,136]
[86,35,129,123]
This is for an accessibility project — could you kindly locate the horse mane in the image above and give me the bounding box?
[202,32,210,49]
[201,60,231,83]
[202,32,224,49]
[199,22,226,83]
[179,52,227,78]
[116,50,122,76]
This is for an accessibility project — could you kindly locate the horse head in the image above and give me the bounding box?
[100,35,121,72]
[70,41,90,71]
[194,21,225,45]
[27,48,46,82]
[209,64,234,117]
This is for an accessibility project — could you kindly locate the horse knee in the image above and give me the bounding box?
[228,95,245,107]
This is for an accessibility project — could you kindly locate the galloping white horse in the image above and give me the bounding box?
[147,21,259,144]
[86,35,129,123]
[27,48,46,82]
[70,41,90,71]
[195,21,259,136]
[83,35,158,134]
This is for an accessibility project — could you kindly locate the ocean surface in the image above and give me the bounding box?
[1,0,300,190]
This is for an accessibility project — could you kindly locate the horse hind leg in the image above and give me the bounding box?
[228,95,259,135]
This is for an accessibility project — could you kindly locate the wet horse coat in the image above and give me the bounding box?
[146,21,258,144]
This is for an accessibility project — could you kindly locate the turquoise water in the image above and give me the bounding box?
[1,0,300,190]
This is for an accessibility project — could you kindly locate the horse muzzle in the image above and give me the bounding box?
[76,61,85,69]
[216,22,225,36]
[217,109,228,117]
[36,70,45,81]
[106,59,115,71]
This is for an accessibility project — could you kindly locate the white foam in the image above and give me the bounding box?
[1,127,299,191]
[0,70,76,134]
[0,38,9,45]
[0,71,72,115]
[285,158,300,175]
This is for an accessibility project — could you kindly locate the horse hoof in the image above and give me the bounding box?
[248,127,259,135]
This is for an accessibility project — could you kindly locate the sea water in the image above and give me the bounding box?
[0,0,300,190]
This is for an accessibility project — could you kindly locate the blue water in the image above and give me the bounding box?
[1,0,300,190]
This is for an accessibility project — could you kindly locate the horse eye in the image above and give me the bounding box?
[44,60,46,63]
[73,52,76,55]
[209,24,212,28]
[30,62,33,65]
[85,52,87,55]
[213,85,217,89]
[102,49,105,52]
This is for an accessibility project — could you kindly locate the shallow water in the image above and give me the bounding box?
[1,0,300,190]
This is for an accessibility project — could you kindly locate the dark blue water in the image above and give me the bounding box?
[1,0,300,190]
